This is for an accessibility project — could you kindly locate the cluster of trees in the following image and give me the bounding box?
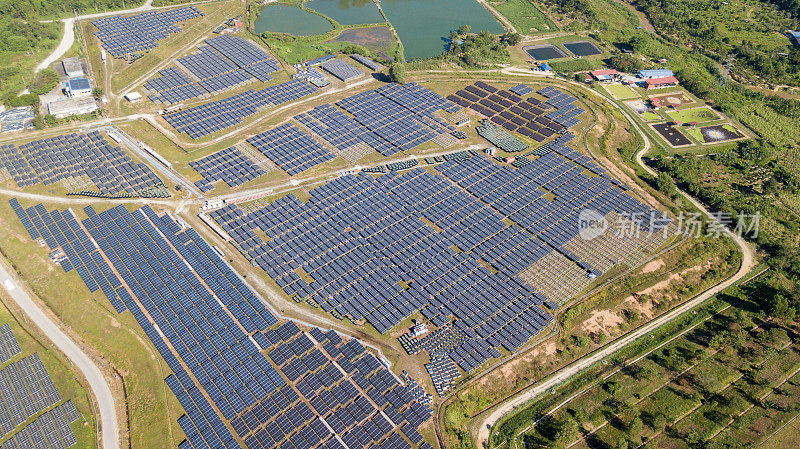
[0,17,59,52]
[0,0,138,19]
[443,25,521,67]
[652,138,800,263]
[632,0,800,86]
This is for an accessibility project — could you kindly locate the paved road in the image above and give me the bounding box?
[35,0,154,73]
[474,71,756,449]
[0,261,120,449]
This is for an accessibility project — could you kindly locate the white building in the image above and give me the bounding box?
[65,78,92,97]
[124,92,143,103]
[62,58,84,78]
[48,96,98,118]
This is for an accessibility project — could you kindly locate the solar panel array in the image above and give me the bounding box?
[11,200,434,449]
[211,129,667,377]
[0,400,80,449]
[0,325,21,365]
[0,132,166,198]
[9,199,128,313]
[92,7,203,59]
[0,349,79,449]
[509,84,534,96]
[145,36,281,104]
[321,59,363,82]
[190,147,265,192]
[447,82,582,142]
[163,79,317,139]
[295,105,399,157]
[350,55,383,72]
[475,120,528,153]
[246,124,335,176]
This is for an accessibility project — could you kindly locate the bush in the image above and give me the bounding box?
[27,68,59,95]
[4,93,39,107]
[388,62,406,83]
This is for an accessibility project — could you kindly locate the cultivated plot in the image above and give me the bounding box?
[651,122,693,147]
[665,106,721,124]
[688,124,746,144]
[604,84,639,100]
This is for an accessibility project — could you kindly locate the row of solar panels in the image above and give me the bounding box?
[0,401,80,449]
[93,7,203,59]
[0,132,166,198]
[190,146,265,192]
[0,325,21,366]
[12,200,434,449]
[163,79,317,139]
[10,199,127,313]
[145,35,280,104]
[0,353,62,437]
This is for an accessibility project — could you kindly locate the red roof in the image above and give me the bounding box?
[645,76,679,86]
[590,69,618,76]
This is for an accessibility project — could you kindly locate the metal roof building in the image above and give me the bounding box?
[638,69,674,79]
[65,77,92,97]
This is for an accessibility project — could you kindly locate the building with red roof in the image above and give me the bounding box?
[589,69,619,81]
[644,76,679,89]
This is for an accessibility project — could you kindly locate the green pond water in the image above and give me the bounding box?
[253,4,332,36]
[380,0,504,60]
[255,0,503,60]
[306,0,384,25]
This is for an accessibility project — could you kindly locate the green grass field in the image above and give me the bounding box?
[666,106,721,124]
[487,0,558,34]
[603,83,639,99]
[641,111,661,121]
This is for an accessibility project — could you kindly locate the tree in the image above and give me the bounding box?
[387,62,406,84]
[603,380,620,396]
[457,24,471,35]
[634,360,659,381]
[499,32,522,46]
[92,87,104,98]
[551,416,579,448]
[655,172,676,197]
[32,114,45,129]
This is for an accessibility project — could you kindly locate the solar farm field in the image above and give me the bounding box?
[0,312,94,449]
[0,320,82,449]
[0,197,187,449]
[88,1,241,93]
[0,131,169,198]
[208,82,674,392]
[7,199,437,449]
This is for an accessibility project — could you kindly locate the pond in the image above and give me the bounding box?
[253,4,333,36]
[523,44,567,60]
[305,0,384,25]
[255,0,503,60]
[380,0,504,60]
